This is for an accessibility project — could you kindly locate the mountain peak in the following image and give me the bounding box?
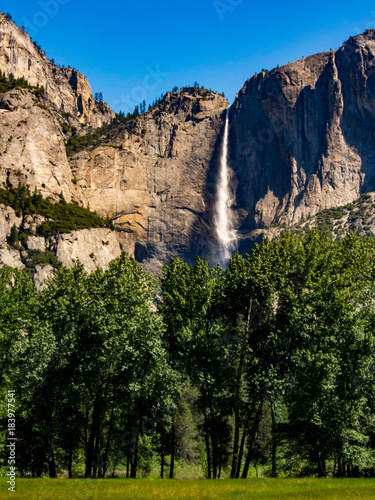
[0,12,114,130]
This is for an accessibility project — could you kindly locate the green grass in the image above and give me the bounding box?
[1,478,375,499]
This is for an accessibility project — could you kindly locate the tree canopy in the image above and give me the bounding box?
[1,232,375,478]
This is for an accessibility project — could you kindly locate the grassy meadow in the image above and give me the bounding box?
[1,478,375,500]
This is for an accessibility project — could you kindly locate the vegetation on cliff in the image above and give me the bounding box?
[0,184,114,237]
[65,86,224,157]
[0,70,44,96]
[274,193,375,240]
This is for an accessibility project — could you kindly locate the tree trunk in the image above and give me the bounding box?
[271,402,277,478]
[68,441,73,478]
[93,420,101,478]
[160,448,164,479]
[231,387,241,478]
[337,458,341,477]
[235,427,247,478]
[49,443,56,478]
[232,301,253,477]
[352,466,359,478]
[102,405,115,477]
[36,461,43,478]
[130,415,143,478]
[210,405,218,479]
[85,398,100,478]
[126,453,130,478]
[241,402,263,479]
[204,413,211,479]
[169,421,175,479]
[370,435,375,477]
[317,455,326,477]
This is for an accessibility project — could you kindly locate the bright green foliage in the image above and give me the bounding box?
[0,267,40,470]
[275,232,375,475]
[2,232,375,479]
[161,232,375,479]
[0,266,38,383]
[12,254,176,478]
[161,257,229,479]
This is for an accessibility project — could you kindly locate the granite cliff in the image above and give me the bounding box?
[0,12,114,132]
[2,10,375,278]
[229,30,375,249]
[70,89,228,272]
[0,11,229,276]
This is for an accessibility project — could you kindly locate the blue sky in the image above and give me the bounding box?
[2,1,375,112]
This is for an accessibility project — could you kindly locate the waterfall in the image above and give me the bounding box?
[214,107,237,266]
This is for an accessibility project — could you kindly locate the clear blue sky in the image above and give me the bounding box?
[2,0,375,112]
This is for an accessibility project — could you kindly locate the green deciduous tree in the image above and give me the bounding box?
[13,254,176,478]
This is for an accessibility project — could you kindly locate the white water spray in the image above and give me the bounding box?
[214,107,237,266]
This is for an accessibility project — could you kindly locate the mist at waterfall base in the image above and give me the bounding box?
[213,107,238,268]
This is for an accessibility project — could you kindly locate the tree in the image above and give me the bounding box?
[22,254,176,478]
[161,257,230,478]
[0,267,37,384]
[8,224,19,246]
[276,232,375,476]
[222,242,281,478]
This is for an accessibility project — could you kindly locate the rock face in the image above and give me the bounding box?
[0,205,124,277]
[229,30,375,249]
[27,228,124,272]
[70,89,228,272]
[3,11,375,277]
[0,12,114,132]
[52,228,124,272]
[0,89,86,202]
[0,205,24,268]
[0,13,122,279]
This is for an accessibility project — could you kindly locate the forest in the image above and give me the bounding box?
[1,231,375,479]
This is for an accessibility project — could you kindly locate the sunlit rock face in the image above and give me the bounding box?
[0,12,114,131]
[3,10,375,276]
[70,89,229,273]
[230,31,375,249]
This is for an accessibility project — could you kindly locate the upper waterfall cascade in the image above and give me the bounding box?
[214,107,237,266]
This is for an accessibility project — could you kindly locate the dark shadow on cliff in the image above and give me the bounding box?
[336,41,375,193]
[185,108,227,267]
[230,53,345,231]
[229,73,294,233]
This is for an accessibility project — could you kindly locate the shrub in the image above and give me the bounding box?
[22,249,61,277]
[0,70,44,95]
[0,185,115,238]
